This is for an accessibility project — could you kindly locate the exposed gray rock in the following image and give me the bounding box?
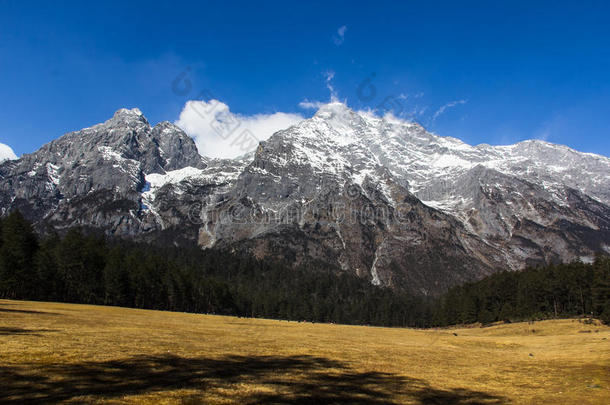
[194,102,610,293]
[0,108,206,236]
[1,104,608,295]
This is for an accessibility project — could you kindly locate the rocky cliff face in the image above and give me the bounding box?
[0,108,207,236]
[1,104,609,294]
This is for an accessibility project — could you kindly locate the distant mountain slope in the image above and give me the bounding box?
[1,104,608,294]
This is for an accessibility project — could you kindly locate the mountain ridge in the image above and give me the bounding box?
[1,104,608,294]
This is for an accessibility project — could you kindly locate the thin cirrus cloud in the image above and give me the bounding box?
[431,100,468,123]
[533,114,565,143]
[333,25,347,45]
[175,100,303,159]
[324,70,339,101]
[0,142,17,162]
[299,70,340,109]
[298,99,326,110]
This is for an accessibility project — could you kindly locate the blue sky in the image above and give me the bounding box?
[1,0,609,158]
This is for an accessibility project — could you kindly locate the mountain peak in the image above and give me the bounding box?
[109,108,149,126]
[115,107,143,117]
[1,103,609,294]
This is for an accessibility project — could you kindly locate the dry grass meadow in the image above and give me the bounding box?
[0,299,608,404]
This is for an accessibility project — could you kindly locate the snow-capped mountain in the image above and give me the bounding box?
[1,108,207,237]
[1,104,608,294]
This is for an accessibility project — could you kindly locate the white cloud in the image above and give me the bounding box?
[324,70,339,102]
[333,25,347,45]
[0,142,17,162]
[175,100,303,159]
[298,99,326,110]
[299,70,341,110]
[432,99,467,123]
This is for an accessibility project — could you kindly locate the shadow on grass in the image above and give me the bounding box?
[0,327,58,336]
[0,354,507,404]
[0,308,59,316]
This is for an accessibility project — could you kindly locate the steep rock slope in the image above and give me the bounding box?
[1,104,608,294]
[0,108,211,237]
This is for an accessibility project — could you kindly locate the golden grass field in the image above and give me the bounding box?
[0,299,608,404]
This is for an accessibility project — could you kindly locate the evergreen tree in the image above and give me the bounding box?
[35,234,60,301]
[592,256,610,321]
[0,211,38,298]
[1,213,609,327]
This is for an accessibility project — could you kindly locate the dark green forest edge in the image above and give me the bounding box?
[1,211,609,327]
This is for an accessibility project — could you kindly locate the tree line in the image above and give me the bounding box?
[0,211,608,326]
